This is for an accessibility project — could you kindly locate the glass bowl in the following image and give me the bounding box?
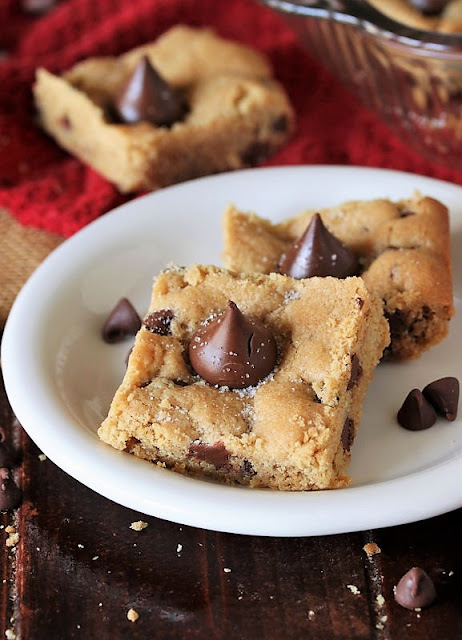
[260,0,462,169]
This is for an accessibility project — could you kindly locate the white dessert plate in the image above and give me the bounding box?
[2,166,461,537]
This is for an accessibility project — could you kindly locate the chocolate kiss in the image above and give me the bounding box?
[114,56,186,127]
[397,389,437,431]
[189,300,277,389]
[409,0,449,15]
[394,567,437,610]
[143,309,174,335]
[0,442,18,468]
[423,377,459,421]
[278,213,359,279]
[188,442,230,468]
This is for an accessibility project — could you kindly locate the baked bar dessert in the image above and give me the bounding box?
[222,193,454,360]
[99,265,389,490]
[33,26,294,193]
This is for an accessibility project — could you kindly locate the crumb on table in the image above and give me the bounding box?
[127,608,139,622]
[363,542,381,557]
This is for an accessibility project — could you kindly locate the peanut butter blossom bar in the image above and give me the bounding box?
[99,265,389,490]
[222,193,454,360]
[33,26,294,193]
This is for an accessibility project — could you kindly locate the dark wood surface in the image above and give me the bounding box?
[1,363,461,640]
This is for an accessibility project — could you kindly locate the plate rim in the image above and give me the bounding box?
[2,164,461,537]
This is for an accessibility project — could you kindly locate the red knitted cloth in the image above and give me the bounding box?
[1,0,462,237]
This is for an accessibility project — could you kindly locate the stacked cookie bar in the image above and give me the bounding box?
[223,192,454,360]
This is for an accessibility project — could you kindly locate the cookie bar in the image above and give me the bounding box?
[33,26,294,193]
[98,265,389,491]
[222,193,454,360]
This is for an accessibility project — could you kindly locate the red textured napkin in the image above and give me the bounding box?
[1,0,462,237]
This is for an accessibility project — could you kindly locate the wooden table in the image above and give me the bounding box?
[1,362,461,640]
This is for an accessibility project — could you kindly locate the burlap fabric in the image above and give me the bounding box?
[0,209,63,326]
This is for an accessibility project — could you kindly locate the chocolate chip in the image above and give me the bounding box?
[385,309,407,340]
[242,459,256,475]
[399,208,416,217]
[421,305,432,319]
[102,106,118,124]
[102,298,141,343]
[0,468,22,511]
[409,0,449,15]
[423,377,459,421]
[241,142,271,166]
[356,297,364,309]
[341,417,355,452]
[278,214,359,280]
[124,437,140,452]
[172,379,189,387]
[397,389,437,431]
[143,309,174,335]
[0,443,18,468]
[114,56,187,127]
[272,114,289,133]
[58,115,71,130]
[394,567,437,609]
[189,301,278,389]
[188,442,230,468]
[347,354,362,391]
[21,0,56,14]
[388,245,420,251]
